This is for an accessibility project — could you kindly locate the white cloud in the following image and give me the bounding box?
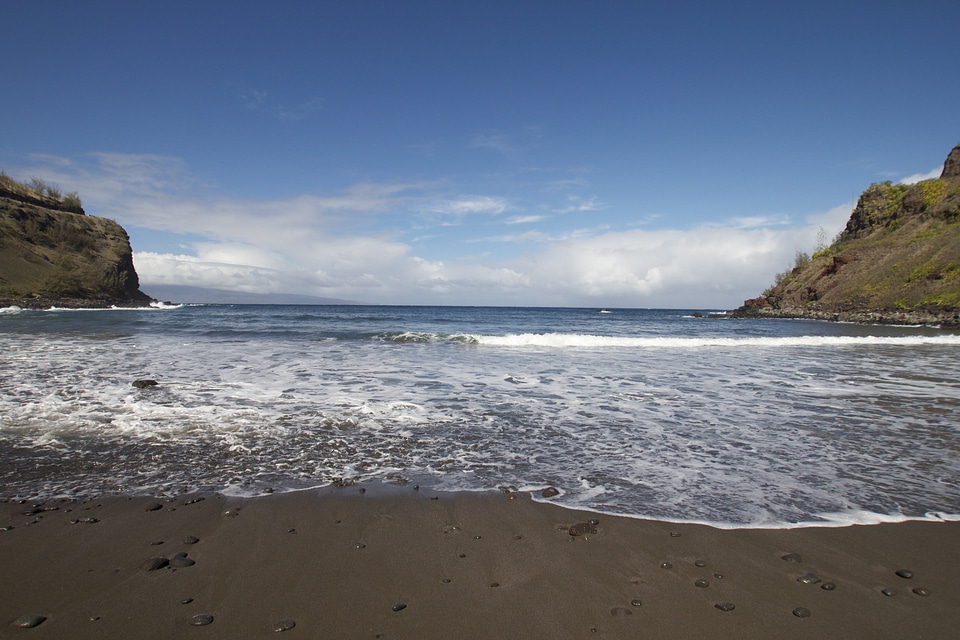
[506,215,547,225]
[18,152,841,308]
[898,167,941,185]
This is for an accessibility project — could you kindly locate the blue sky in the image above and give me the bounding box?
[2,1,958,307]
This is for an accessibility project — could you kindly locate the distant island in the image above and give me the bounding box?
[0,173,154,309]
[733,144,960,328]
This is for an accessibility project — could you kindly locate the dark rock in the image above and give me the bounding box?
[821,582,837,591]
[715,601,736,612]
[392,603,407,612]
[541,487,560,498]
[12,615,47,628]
[141,557,169,571]
[895,568,914,579]
[797,572,821,585]
[792,607,812,618]
[169,554,195,568]
[273,619,296,632]
[695,578,709,588]
[145,502,163,512]
[132,379,158,389]
[912,587,931,597]
[189,613,214,626]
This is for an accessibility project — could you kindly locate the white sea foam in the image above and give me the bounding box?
[2,306,959,526]
[477,333,960,348]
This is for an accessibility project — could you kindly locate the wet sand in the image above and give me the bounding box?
[2,486,958,639]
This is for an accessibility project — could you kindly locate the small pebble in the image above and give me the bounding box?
[180,598,194,604]
[355,542,366,549]
[89,615,101,621]
[262,487,274,494]
[141,557,169,571]
[781,553,803,563]
[694,560,707,567]
[149,540,164,546]
[13,615,46,628]
[183,535,200,544]
[145,502,163,512]
[695,578,709,588]
[588,518,600,526]
[273,619,296,632]
[912,587,931,597]
[660,561,673,569]
[670,531,681,537]
[821,582,837,591]
[610,607,632,616]
[881,588,896,597]
[630,599,642,607]
[715,601,736,612]
[895,569,914,579]
[442,578,451,583]
[490,582,500,588]
[792,607,811,618]
[713,573,724,579]
[797,572,821,585]
[183,497,205,505]
[189,613,214,626]
[392,603,406,612]
[541,487,560,498]
[170,555,195,568]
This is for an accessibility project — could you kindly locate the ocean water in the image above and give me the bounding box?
[1,304,959,528]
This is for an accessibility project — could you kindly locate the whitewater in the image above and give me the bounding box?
[1,304,959,528]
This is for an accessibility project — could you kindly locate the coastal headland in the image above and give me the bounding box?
[733,144,960,327]
[2,487,958,639]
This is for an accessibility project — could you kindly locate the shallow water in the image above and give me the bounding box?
[2,304,959,527]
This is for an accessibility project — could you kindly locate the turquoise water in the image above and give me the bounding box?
[2,304,959,527]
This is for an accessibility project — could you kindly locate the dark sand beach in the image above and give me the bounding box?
[2,487,958,639]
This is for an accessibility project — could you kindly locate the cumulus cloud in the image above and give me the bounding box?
[18,152,841,308]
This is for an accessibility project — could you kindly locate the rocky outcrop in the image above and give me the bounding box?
[0,193,153,309]
[734,144,960,327]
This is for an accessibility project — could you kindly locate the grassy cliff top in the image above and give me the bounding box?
[737,144,960,326]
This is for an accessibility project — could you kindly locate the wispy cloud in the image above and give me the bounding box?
[506,215,547,225]
[239,89,323,122]
[553,195,605,214]
[898,167,941,185]
[469,131,519,160]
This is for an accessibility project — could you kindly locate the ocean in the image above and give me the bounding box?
[1,304,959,528]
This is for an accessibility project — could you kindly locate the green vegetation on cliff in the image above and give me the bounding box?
[738,144,960,326]
[0,174,152,307]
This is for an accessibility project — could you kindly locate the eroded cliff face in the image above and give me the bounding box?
[736,144,960,326]
[0,195,153,308]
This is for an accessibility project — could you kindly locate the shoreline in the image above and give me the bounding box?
[3,487,958,638]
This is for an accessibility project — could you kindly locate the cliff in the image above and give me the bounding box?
[734,144,960,327]
[0,184,153,309]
